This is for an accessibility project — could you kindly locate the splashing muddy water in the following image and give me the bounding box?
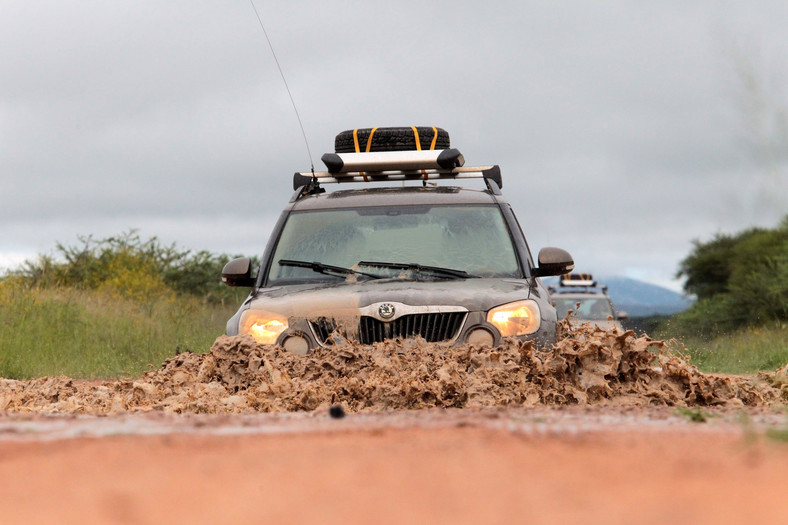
[1,324,785,414]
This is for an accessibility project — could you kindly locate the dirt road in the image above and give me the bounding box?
[3,328,788,523]
[2,407,788,524]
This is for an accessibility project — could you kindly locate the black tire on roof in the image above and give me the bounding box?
[334,127,450,153]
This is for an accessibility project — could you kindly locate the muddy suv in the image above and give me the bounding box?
[549,273,627,331]
[221,126,574,354]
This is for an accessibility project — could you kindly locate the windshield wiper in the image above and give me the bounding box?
[357,261,479,280]
[278,259,383,280]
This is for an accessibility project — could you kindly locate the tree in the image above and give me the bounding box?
[673,217,788,336]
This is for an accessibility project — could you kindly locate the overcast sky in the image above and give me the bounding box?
[3,1,788,292]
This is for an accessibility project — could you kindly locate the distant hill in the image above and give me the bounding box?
[544,275,694,317]
[598,276,694,317]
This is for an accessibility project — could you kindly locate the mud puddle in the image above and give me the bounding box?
[1,323,787,414]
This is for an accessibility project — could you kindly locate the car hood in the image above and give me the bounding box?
[566,319,623,331]
[247,278,542,319]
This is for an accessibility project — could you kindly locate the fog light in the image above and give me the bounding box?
[467,328,494,347]
[283,335,309,356]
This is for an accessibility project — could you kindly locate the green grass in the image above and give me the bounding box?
[675,407,717,423]
[662,323,788,374]
[766,427,788,443]
[0,282,237,379]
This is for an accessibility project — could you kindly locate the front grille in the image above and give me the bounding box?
[310,312,467,345]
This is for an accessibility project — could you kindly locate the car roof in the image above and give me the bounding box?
[289,185,504,211]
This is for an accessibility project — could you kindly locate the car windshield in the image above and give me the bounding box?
[266,204,521,285]
[552,297,614,320]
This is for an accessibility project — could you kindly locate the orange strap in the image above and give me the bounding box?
[365,127,378,152]
[352,129,361,153]
[411,126,421,151]
[411,127,428,179]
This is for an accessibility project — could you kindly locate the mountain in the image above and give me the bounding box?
[544,276,694,317]
[595,276,694,317]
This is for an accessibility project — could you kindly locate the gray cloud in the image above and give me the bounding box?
[3,1,788,291]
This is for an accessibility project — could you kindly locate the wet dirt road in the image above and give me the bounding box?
[2,407,788,524]
[3,327,788,523]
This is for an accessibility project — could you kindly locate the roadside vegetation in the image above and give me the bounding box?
[0,232,251,379]
[2,218,787,379]
[657,216,788,374]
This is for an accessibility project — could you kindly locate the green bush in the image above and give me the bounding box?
[0,231,258,379]
[14,230,255,305]
[677,233,740,299]
[672,216,788,337]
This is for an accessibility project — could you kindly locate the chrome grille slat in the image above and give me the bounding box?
[435,314,445,341]
[451,313,462,335]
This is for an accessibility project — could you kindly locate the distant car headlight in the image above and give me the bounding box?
[487,300,541,336]
[239,310,289,344]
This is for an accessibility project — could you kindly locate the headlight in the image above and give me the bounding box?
[487,300,541,336]
[239,310,289,344]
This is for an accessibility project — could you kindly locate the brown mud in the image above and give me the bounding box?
[2,323,786,414]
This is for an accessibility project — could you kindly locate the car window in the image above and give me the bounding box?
[552,297,614,320]
[267,205,521,284]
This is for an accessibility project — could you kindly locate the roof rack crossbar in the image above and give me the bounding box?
[321,149,464,174]
[559,280,597,287]
[292,166,499,190]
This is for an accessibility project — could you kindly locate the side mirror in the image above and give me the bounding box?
[616,311,629,321]
[221,257,255,287]
[533,247,574,277]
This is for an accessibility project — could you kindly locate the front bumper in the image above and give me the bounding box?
[228,279,558,351]
[271,310,556,353]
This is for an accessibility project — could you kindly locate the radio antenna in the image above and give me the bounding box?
[248,0,315,175]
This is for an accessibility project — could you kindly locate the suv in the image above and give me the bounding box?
[221,126,574,354]
[549,273,627,331]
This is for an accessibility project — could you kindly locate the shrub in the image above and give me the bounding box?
[672,216,788,337]
[13,230,255,305]
[0,232,261,378]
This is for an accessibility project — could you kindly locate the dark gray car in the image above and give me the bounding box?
[549,273,628,331]
[221,127,574,353]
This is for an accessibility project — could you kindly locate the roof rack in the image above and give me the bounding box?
[559,273,597,287]
[292,148,503,194]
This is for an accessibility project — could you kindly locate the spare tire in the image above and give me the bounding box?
[335,126,450,153]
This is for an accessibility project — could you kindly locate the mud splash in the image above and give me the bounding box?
[1,324,785,414]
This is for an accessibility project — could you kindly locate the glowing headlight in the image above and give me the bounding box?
[487,300,541,336]
[240,310,288,344]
